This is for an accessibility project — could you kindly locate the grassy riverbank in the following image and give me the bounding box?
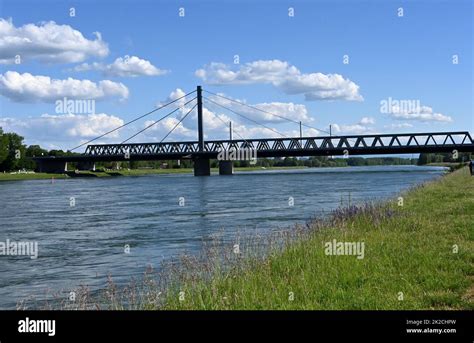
[161,167,473,310]
[17,167,473,310]
[0,172,68,181]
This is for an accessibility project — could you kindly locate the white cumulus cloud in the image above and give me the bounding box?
[380,100,453,123]
[0,113,124,149]
[386,104,452,123]
[0,71,129,103]
[359,117,375,125]
[205,92,312,123]
[384,123,414,130]
[73,55,167,77]
[156,88,190,109]
[331,117,376,135]
[0,18,108,64]
[195,59,363,101]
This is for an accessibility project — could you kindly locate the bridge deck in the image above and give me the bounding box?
[34,131,474,163]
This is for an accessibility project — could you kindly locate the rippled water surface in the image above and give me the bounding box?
[0,165,446,308]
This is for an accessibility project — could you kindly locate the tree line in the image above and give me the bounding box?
[417,152,471,165]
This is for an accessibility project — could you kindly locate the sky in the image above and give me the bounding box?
[0,0,472,151]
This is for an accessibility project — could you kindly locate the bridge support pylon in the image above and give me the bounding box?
[193,158,210,176]
[218,160,233,175]
[76,161,96,171]
[36,159,68,173]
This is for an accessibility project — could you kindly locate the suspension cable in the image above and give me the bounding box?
[203,89,330,135]
[69,89,196,151]
[121,97,197,144]
[204,96,287,138]
[160,103,197,143]
[204,101,251,144]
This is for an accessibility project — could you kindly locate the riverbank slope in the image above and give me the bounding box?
[164,167,473,310]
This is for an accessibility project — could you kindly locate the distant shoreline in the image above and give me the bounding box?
[0,166,304,181]
[0,163,461,182]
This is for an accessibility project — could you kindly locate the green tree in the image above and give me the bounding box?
[418,153,429,165]
[0,128,8,166]
[0,132,26,171]
[23,145,49,170]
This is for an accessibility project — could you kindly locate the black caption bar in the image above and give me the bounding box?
[0,310,471,342]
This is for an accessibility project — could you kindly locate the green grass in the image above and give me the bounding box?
[0,172,68,181]
[163,167,474,310]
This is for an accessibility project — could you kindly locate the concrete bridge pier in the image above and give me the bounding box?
[36,160,68,173]
[76,161,96,171]
[218,160,233,175]
[193,158,210,176]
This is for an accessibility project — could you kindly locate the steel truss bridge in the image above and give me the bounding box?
[78,131,474,161]
[35,86,474,175]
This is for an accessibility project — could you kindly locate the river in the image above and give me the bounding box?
[0,165,446,309]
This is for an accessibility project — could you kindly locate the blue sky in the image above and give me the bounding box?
[0,0,472,151]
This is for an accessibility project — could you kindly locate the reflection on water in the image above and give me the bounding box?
[0,165,446,308]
